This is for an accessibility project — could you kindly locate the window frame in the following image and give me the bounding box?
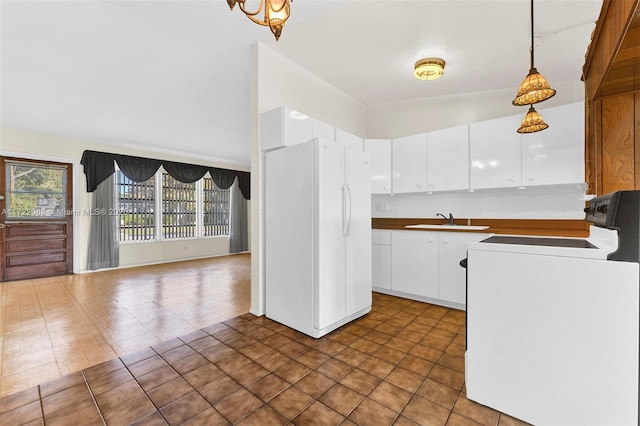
[116,168,230,244]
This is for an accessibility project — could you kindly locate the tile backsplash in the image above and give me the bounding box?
[372,183,589,219]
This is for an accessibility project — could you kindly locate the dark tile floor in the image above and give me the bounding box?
[0,293,529,425]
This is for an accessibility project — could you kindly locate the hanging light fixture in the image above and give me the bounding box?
[414,58,446,81]
[227,0,292,41]
[512,0,556,106]
[517,105,549,133]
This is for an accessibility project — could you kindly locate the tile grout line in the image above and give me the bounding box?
[80,369,107,426]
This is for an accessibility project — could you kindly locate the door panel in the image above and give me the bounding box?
[344,148,372,315]
[1,157,73,281]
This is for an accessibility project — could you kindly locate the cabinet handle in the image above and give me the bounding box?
[442,239,449,245]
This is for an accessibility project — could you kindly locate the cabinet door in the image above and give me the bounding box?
[438,233,489,306]
[392,133,428,193]
[260,107,313,151]
[428,125,469,192]
[336,128,363,154]
[313,119,336,142]
[521,102,585,186]
[372,230,391,290]
[391,231,438,298]
[470,115,522,189]
[364,139,392,194]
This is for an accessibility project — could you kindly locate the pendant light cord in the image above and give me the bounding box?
[530,0,534,70]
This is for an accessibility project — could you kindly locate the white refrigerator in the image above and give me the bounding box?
[265,138,372,338]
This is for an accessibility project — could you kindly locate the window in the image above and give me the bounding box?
[5,161,67,220]
[118,172,155,241]
[116,170,230,242]
[203,177,229,237]
[162,173,196,239]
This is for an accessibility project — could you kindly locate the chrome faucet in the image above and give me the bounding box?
[437,212,455,225]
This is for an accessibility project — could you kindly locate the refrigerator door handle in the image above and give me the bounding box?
[345,184,352,236]
[342,184,348,235]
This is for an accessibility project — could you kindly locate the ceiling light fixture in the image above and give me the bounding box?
[414,58,446,81]
[227,0,291,41]
[517,105,549,133]
[512,0,556,106]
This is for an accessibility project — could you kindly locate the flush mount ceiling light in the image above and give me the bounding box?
[517,106,549,133]
[414,58,446,81]
[512,0,556,106]
[227,0,291,41]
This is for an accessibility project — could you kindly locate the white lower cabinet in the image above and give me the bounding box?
[372,230,392,290]
[373,230,490,309]
[391,231,439,298]
[438,232,489,305]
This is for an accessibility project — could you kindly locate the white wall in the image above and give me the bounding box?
[250,42,366,316]
[372,184,588,220]
[1,126,249,272]
[365,81,585,138]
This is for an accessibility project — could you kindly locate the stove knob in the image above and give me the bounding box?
[596,204,609,213]
[584,206,594,214]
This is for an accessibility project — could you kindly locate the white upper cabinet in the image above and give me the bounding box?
[336,128,363,154]
[313,119,336,142]
[392,133,428,193]
[364,138,392,194]
[260,107,313,151]
[428,125,469,192]
[469,114,522,189]
[520,102,585,186]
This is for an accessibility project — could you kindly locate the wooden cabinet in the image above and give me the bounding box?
[364,138,392,194]
[392,133,428,193]
[390,230,439,299]
[520,102,585,186]
[469,115,522,189]
[428,125,469,192]
[372,230,391,290]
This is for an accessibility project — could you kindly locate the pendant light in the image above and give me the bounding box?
[512,0,556,106]
[228,0,291,41]
[517,105,549,133]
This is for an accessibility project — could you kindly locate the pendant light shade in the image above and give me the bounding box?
[513,67,556,106]
[517,106,549,133]
[512,0,556,106]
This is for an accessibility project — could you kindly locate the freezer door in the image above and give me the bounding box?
[344,149,372,316]
[316,140,346,329]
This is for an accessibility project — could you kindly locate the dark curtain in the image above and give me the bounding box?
[81,150,251,199]
[164,161,208,183]
[116,156,162,182]
[80,151,116,192]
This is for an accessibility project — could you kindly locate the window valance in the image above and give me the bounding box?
[80,150,250,199]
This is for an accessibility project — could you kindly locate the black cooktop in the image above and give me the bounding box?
[480,235,597,249]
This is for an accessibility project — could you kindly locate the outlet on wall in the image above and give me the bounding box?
[378,203,389,212]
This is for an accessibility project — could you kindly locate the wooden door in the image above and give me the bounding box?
[0,157,73,281]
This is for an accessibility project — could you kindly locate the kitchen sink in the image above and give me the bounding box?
[405,224,490,231]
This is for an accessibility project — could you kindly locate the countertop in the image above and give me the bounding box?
[372,218,590,238]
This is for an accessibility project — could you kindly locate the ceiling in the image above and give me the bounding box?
[0,0,603,166]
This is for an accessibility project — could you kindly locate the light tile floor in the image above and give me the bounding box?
[0,253,251,398]
[0,253,530,425]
